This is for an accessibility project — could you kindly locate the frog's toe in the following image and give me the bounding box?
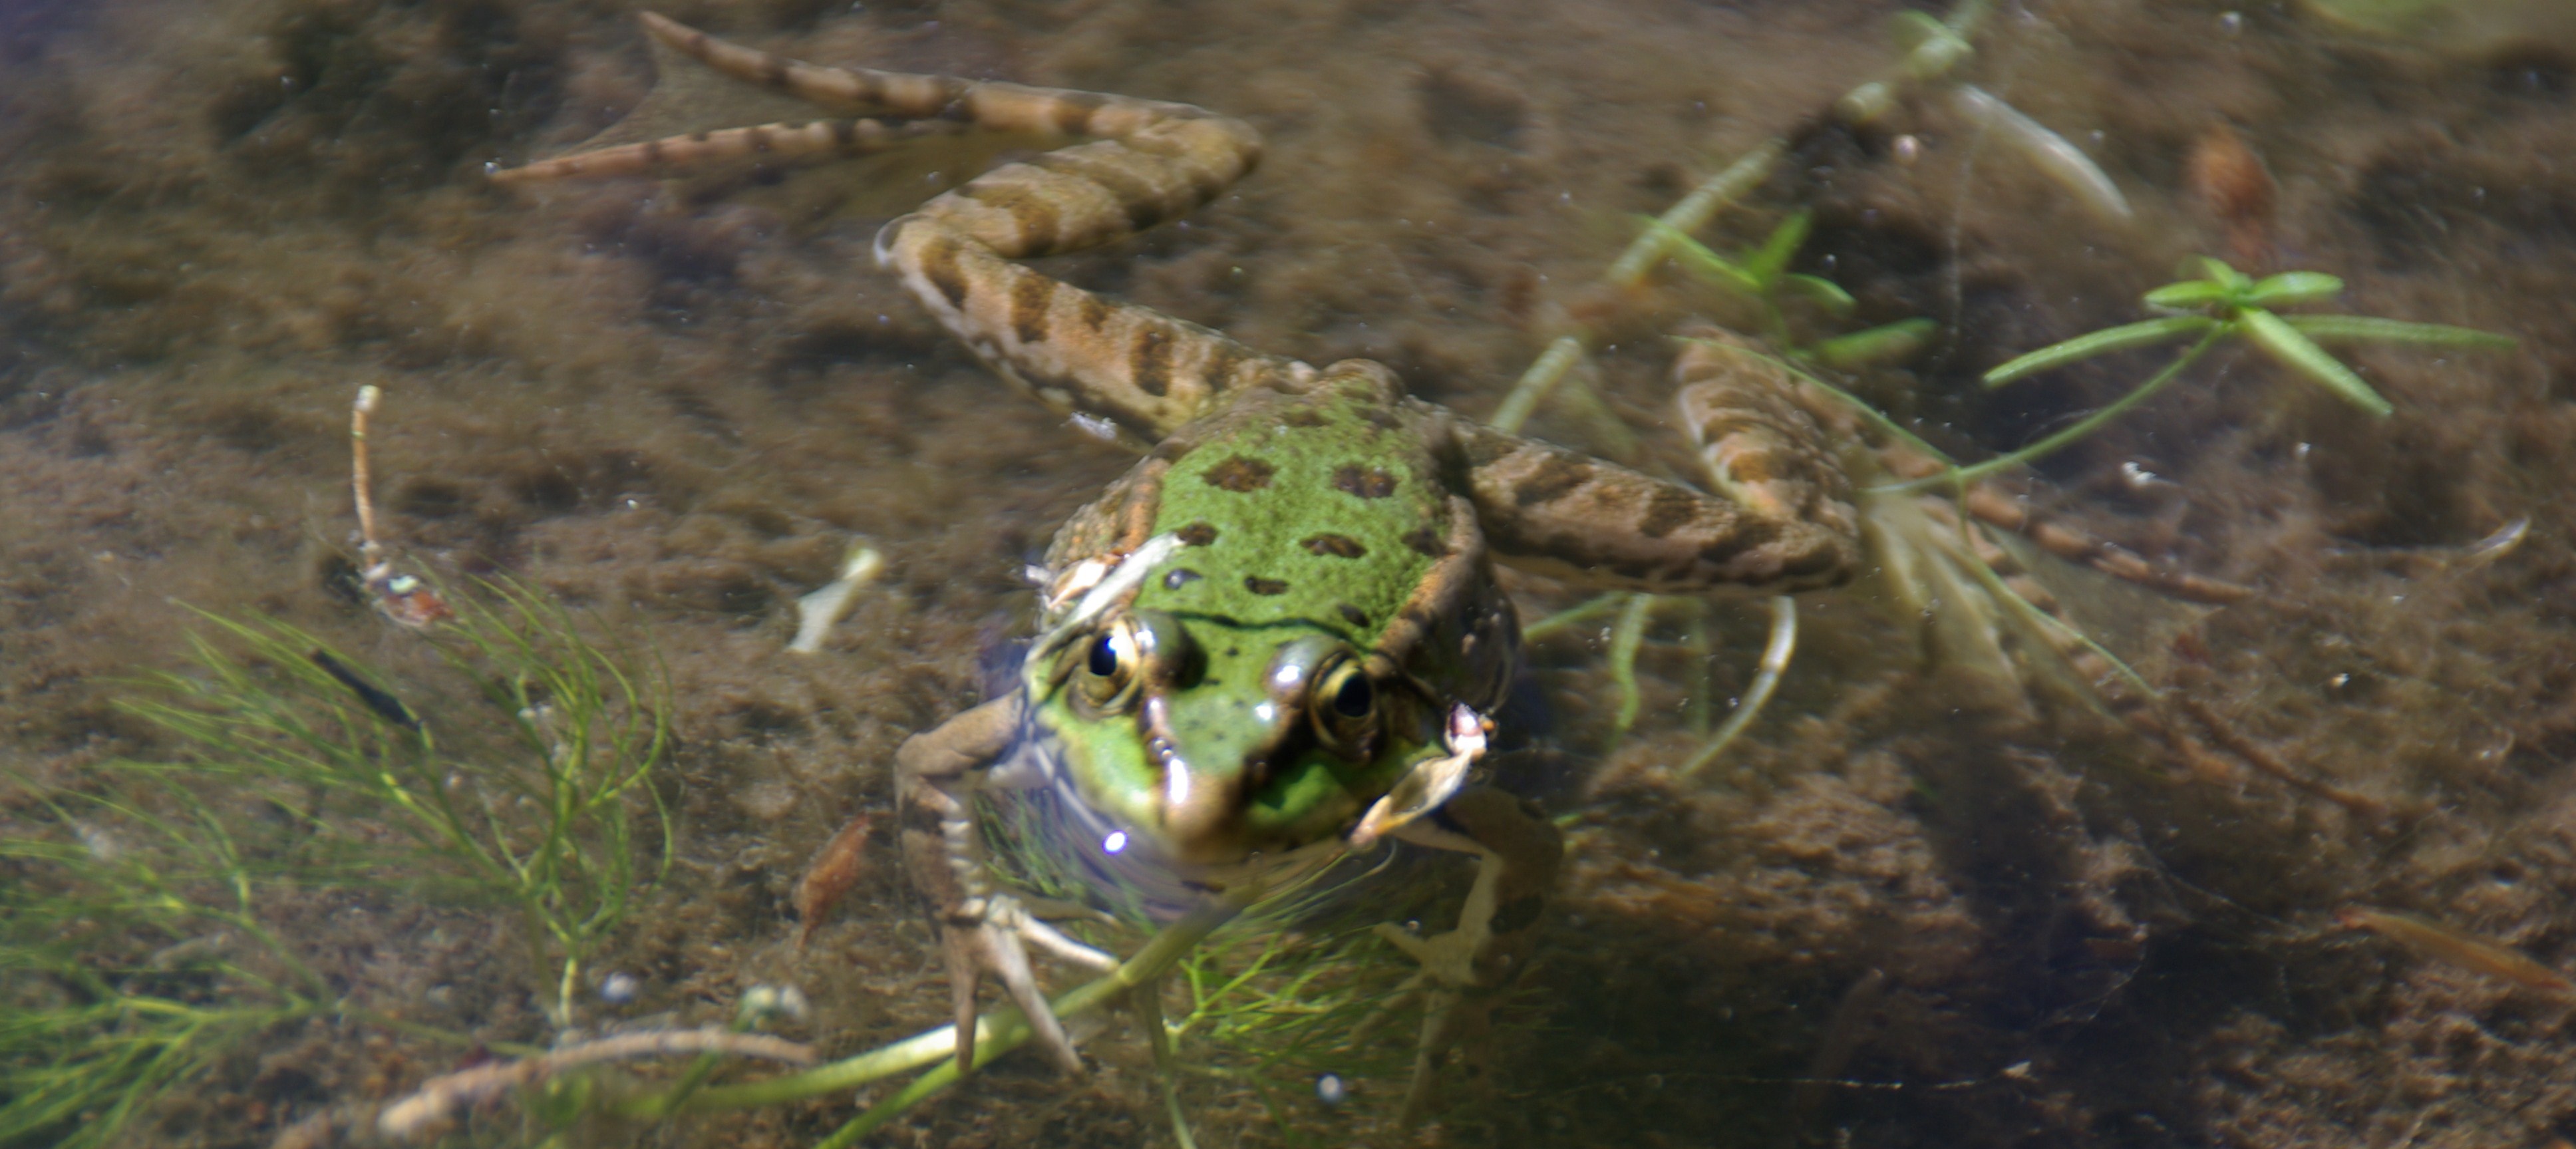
[943,894,1118,1075]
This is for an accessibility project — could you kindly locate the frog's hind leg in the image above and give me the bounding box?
[1670,331,2237,726]
[655,11,1309,440]
[490,116,972,185]
[500,13,1310,442]
[1671,330,2251,606]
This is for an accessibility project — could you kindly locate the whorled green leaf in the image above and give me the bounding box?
[2195,256,2252,292]
[1742,210,1812,289]
[2239,307,2393,416]
[2143,279,2230,311]
[2280,314,2517,350]
[1890,9,1972,79]
[1643,217,1760,295]
[2244,270,2344,309]
[1812,317,1935,369]
[1983,315,2216,386]
[1782,273,1856,316]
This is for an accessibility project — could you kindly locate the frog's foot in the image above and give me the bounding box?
[1361,787,1561,1125]
[1366,904,1497,1124]
[937,892,1120,1074]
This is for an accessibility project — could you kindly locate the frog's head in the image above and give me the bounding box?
[1028,607,1444,868]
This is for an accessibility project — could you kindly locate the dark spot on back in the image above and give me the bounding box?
[1074,291,1116,333]
[961,183,1060,255]
[1033,150,1164,230]
[1132,325,1174,398]
[1301,534,1367,559]
[916,235,972,310]
[1698,520,1776,567]
[1009,274,1054,347]
[1202,455,1275,492]
[760,55,792,89]
[1164,568,1204,589]
[1358,407,1402,432]
[1337,603,1370,629]
[1281,409,1328,427]
[1200,342,1253,391]
[1177,521,1219,547]
[1401,525,1449,558]
[1512,452,1595,507]
[1333,464,1398,499]
[829,119,858,148]
[1637,485,1702,540]
[1050,91,1109,135]
[1245,575,1289,595]
[1462,427,1516,468]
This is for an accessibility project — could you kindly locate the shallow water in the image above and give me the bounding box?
[5,1,2575,1146]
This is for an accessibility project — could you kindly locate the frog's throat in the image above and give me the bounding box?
[990,722,1360,923]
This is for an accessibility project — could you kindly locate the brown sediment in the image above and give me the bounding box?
[0,1,2571,1147]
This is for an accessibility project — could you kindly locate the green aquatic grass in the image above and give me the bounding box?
[1892,257,2517,494]
[0,581,671,1148]
[1648,213,1939,370]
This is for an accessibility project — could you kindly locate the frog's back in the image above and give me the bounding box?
[1126,367,1455,649]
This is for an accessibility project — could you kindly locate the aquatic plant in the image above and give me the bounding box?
[0,583,671,1148]
[1647,211,1938,370]
[1897,257,2517,493]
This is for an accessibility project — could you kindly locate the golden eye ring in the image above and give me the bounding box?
[1070,619,1144,716]
[1308,655,1380,758]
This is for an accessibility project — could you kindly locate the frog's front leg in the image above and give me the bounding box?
[895,696,1118,1074]
[1368,786,1563,1124]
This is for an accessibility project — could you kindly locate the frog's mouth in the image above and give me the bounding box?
[989,725,1374,924]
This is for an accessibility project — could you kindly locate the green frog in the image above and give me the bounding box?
[492,12,2220,1119]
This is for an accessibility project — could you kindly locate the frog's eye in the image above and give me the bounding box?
[1072,621,1144,715]
[1309,655,1380,758]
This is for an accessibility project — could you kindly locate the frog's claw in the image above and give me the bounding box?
[937,894,1117,1073]
[897,697,1116,1074]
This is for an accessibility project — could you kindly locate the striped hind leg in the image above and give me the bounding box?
[494,13,1310,441]
[1671,328,2250,605]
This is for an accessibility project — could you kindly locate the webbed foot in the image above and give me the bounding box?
[937,893,1118,1074]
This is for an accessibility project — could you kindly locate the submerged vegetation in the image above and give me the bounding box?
[1920,257,2519,492]
[0,583,671,1148]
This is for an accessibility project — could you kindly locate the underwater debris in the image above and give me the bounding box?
[347,386,452,630]
[1950,84,2135,227]
[792,813,874,945]
[2176,695,2392,822]
[2336,906,2575,997]
[377,1029,818,1142]
[307,648,421,730]
[2186,123,2278,270]
[787,541,885,655]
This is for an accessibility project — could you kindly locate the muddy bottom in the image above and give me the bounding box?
[5,0,2575,1146]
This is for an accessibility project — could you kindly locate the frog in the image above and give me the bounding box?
[490,11,2234,1120]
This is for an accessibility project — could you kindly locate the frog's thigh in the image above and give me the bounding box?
[896,696,1023,909]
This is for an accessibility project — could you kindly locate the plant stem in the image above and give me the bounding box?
[1883,325,2227,494]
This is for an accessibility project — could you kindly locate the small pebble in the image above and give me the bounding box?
[599,971,641,1005]
[1315,1072,1347,1106]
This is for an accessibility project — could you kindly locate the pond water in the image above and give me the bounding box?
[5,1,2574,1146]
